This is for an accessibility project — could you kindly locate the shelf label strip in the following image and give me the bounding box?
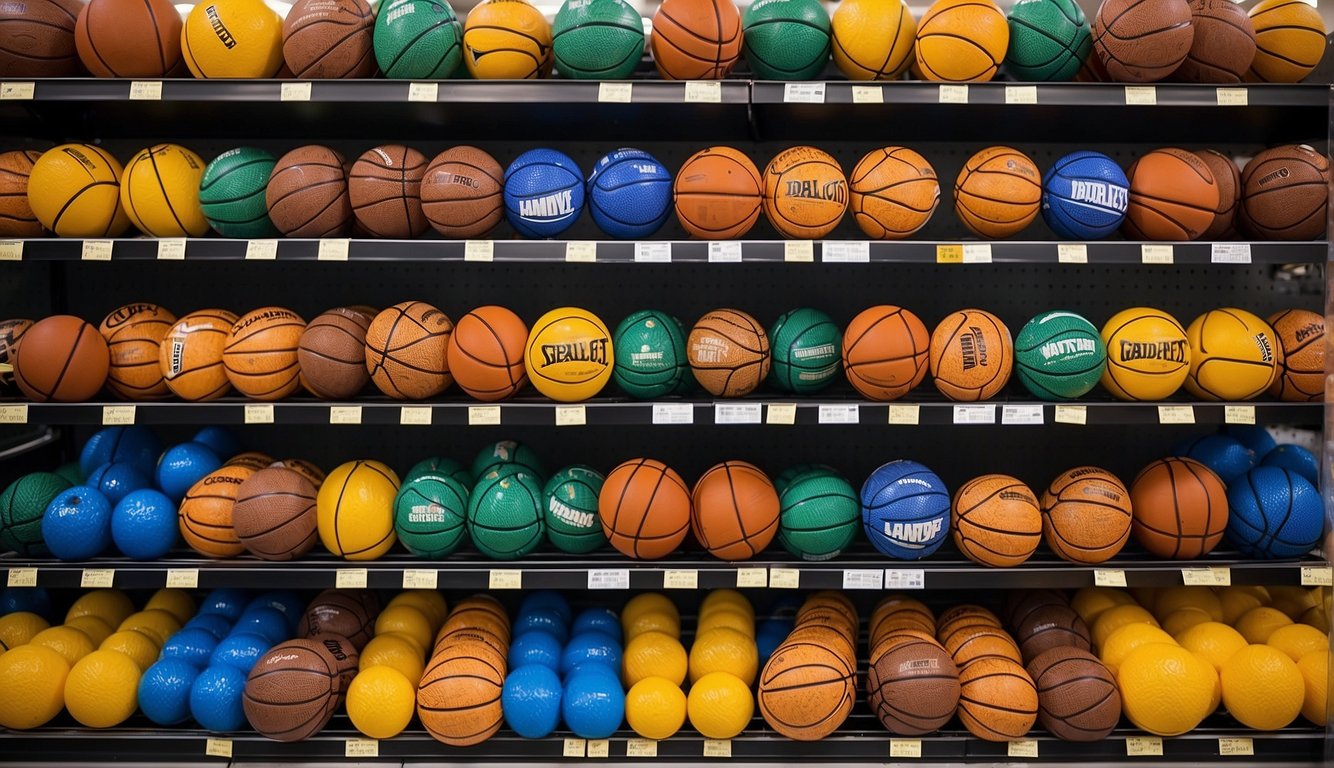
[6,568,37,587]
[402,569,438,589]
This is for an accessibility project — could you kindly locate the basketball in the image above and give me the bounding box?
[200,147,279,239]
[867,638,960,735]
[1042,150,1130,239]
[317,460,400,560]
[1239,144,1329,241]
[1041,467,1132,564]
[417,651,505,746]
[650,0,741,78]
[861,460,950,559]
[278,459,324,489]
[223,307,305,401]
[742,0,831,80]
[267,146,353,238]
[178,465,256,558]
[1025,647,1121,741]
[1227,466,1323,559]
[542,465,604,554]
[778,470,859,561]
[586,148,671,239]
[691,461,780,561]
[121,144,209,238]
[552,0,644,79]
[758,641,855,741]
[957,657,1037,740]
[0,472,69,556]
[929,309,1013,402]
[0,319,32,392]
[422,146,504,238]
[298,308,371,400]
[0,0,82,77]
[1248,0,1326,83]
[1173,0,1254,83]
[831,0,916,79]
[27,144,130,238]
[848,147,939,239]
[1123,148,1219,240]
[99,303,176,401]
[0,151,41,238]
[282,0,375,78]
[242,639,340,741]
[233,468,318,561]
[447,306,528,401]
[612,309,689,399]
[1014,311,1106,401]
[524,307,613,402]
[227,451,275,472]
[915,0,1008,81]
[1092,0,1194,82]
[394,471,469,558]
[1183,308,1278,401]
[365,302,454,400]
[763,146,848,239]
[687,308,770,397]
[673,147,764,240]
[1266,309,1324,401]
[945,625,1023,667]
[467,467,544,559]
[1099,307,1190,401]
[13,315,108,403]
[300,590,375,648]
[954,147,1041,238]
[1015,604,1091,660]
[159,310,237,401]
[75,0,182,77]
[503,148,584,238]
[767,308,841,394]
[349,145,429,238]
[951,474,1042,568]
[182,0,285,78]
[1005,0,1090,81]
[842,305,929,401]
[1196,149,1241,238]
[1130,457,1228,559]
[463,0,552,79]
[373,0,462,78]
[598,459,692,560]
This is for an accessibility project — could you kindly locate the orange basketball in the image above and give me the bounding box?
[1040,466,1133,564]
[691,461,779,561]
[763,146,848,239]
[866,636,960,735]
[446,306,527,401]
[99,302,176,400]
[598,459,692,560]
[951,474,1042,568]
[842,305,929,401]
[416,651,505,746]
[673,147,763,240]
[758,640,856,741]
[957,657,1038,740]
[687,308,770,397]
[365,301,454,400]
[160,310,237,401]
[872,597,936,639]
[929,309,1012,401]
[937,605,1002,636]
[1124,148,1220,241]
[914,0,1008,82]
[1266,308,1324,401]
[649,0,742,79]
[223,307,305,401]
[1129,457,1228,559]
[12,315,109,403]
[945,626,1023,668]
[954,146,1041,238]
[848,146,939,239]
[179,464,256,558]
[1196,149,1241,239]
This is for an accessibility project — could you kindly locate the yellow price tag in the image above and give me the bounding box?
[0,405,28,424]
[400,406,432,425]
[1057,243,1088,263]
[336,569,368,589]
[1141,244,1173,264]
[1008,740,1039,758]
[888,404,920,425]
[1126,736,1163,756]
[1124,86,1157,105]
[935,244,963,263]
[851,85,883,103]
[663,570,698,589]
[1224,405,1255,425]
[587,739,610,758]
[783,240,814,262]
[401,569,438,589]
[0,240,21,261]
[555,405,586,426]
[703,739,732,758]
[166,569,199,589]
[489,569,522,589]
[464,240,494,262]
[735,568,767,588]
[1300,566,1333,586]
[1215,88,1247,106]
[329,406,362,425]
[468,406,501,425]
[245,240,278,260]
[81,569,115,588]
[244,404,274,424]
[1054,405,1086,425]
[6,568,37,587]
[205,738,232,758]
[0,82,35,100]
[102,405,136,425]
[317,239,350,261]
[889,739,922,758]
[565,241,597,262]
[156,239,186,260]
[769,568,800,589]
[563,738,587,757]
[82,240,113,261]
[626,738,657,757]
[1005,85,1037,104]
[765,403,797,425]
[1094,569,1127,587]
[344,738,378,757]
[938,84,968,103]
[1218,737,1253,756]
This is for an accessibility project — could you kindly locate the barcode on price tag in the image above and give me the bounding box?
[889,739,922,758]
[1094,569,1127,587]
[1126,736,1163,756]
[663,570,698,589]
[715,403,762,424]
[402,569,438,589]
[818,404,858,424]
[1001,404,1043,425]
[708,241,742,262]
[769,568,800,588]
[884,569,926,590]
[1211,243,1251,263]
[784,82,825,102]
[736,568,767,587]
[588,569,630,590]
[953,404,996,424]
[822,241,869,262]
[842,569,884,590]
[634,242,671,262]
[6,568,37,587]
[652,403,693,424]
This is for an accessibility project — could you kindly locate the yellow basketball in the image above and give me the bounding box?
[1219,586,1269,624]
[1183,308,1278,401]
[1091,604,1159,649]
[0,611,50,650]
[64,649,142,728]
[1153,586,1224,623]
[1161,608,1213,638]
[913,0,1008,82]
[317,459,400,560]
[524,307,614,402]
[1177,621,1248,673]
[360,633,426,684]
[688,627,758,685]
[388,591,448,631]
[144,589,196,624]
[182,0,284,78]
[700,589,754,620]
[697,608,755,638]
[1248,0,1326,83]
[1297,650,1327,725]
[622,630,688,687]
[0,645,69,729]
[374,605,433,655]
[117,609,182,646]
[1070,587,1136,624]
[1099,307,1190,401]
[1117,644,1218,736]
[1266,624,1328,662]
[66,590,135,627]
[27,144,131,237]
[1221,644,1304,730]
[120,144,209,237]
[30,626,95,667]
[623,593,679,632]
[463,0,553,79]
[626,676,688,740]
[1235,606,1294,644]
[100,630,162,672]
[831,0,917,80]
[1099,623,1177,675]
[64,615,113,647]
[686,671,754,739]
[347,666,416,739]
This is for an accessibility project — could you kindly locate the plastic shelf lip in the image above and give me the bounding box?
[755,81,1326,107]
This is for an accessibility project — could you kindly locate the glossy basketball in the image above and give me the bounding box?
[1130,457,1228,559]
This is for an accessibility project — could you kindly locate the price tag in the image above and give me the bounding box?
[565,241,597,262]
[587,569,630,590]
[766,403,797,425]
[245,240,278,260]
[598,82,632,102]
[468,405,501,425]
[402,569,438,589]
[102,405,135,425]
[938,84,968,103]
[822,241,869,262]
[317,239,350,261]
[1124,86,1157,105]
[489,569,522,589]
[280,81,312,101]
[6,568,37,587]
[818,404,859,424]
[708,241,742,262]
[783,240,814,262]
[1008,740,1039,758]
[0,240,21,261]
[842,569,884,590]
[1224,405,1255,425]
[1182,567,1231,586]
[1057,243,1088,263]
[1001,404,1044,425]
[952,404,996,424]
[587,739,610,758]
[329,406,362,425]
[651,403,693,424]
[963,243,992,263]
[156,239,186,260]
[128,80,162,100]
[626,738,657,757]
[884,569,926,590]
[0,405,28,424]
[464,240,494,262]
[345,738,378,757]
[1157,405,1195,424]
[400,406,432,425]
[1054,405,1087,425]
[851,85,883,103]
[81,569,115,588]
[564,738,587,758]
[888,404,920,425]
[889,739,922,758]
[0,82,35,100]
[244,404,274,424]
[634,242,671,262]
[769,568,800,588]
[555,405,586,426]
[1216,88,1248,106]
[736,568,768,588]
[1211,243,1251,264]
[82,240,113,261]
[714,403,762,424]
[336,569,368,588]
[1126,736,1163,756]
[703,739,732,758]
[1141,244,1174,264]
[936,244,963,263]
[783,82,826,103]
[1218,737,1253,756]
[1005,85,1038,104]
[205,738,233,758]
[664,570,698,589]
[166,569,199,589]
[1094,569,1128,587]
[684,81,722,103]
[1301,566,1333,586]
[407,82,438,102]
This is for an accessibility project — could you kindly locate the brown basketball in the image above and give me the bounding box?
[14,314,108,402]
[937,605,1002,637]
[417,651,505,746]
[99,303,176,401]
[0,150,42,236]
[691,461,780,561]
[673,146,763,239]
[929,309,1012,402]
[1015,604,1092,662]
[867,638,960,735]
[687,308,770,397]
[298,308,370,400]
[0,0,82,77]
[282,0,375,78]
[1129,457,1228,559]
[1196,149,1240,238]
[951,474,1042,568]
[758,640,856,741]
[958,657,1038,740]
[233,468,319,561]
[762,146,848,239]
[277,458,326,489]
[1092,0,1195,82]
[365,301,454,399]
[422,146,504,238]
[849,146,939,239]
[299,590,375,649]
[266,146,353,238]
[242,638,340,741]
[223,307,305,401]
[75,0,182,77]
[1266,308,1324,401]
[954,146,1041,238]
[179,465,256,558]
[316,632,359,702]
[1006,589,1070,628]
[159,310,236,401]
[348,145,429,238]
[1124,148,1219,241]
[1239,144,1329,240]
[842,305,929,401]
[1173,0,1255,83]
[1041,466,1133,564]
[1025,647,1122,741]
[597,458,692,560]
[649,0,741,79]
[944,625,1023,667]
[446,305,528,401]
[0,318,32,391]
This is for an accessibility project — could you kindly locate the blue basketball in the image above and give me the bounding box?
[503,663,563,738]
[514,608,569,644]
[572,607,621,641]
[86,462,151,504]
[234,606,290,645]
[79,426,161,479]
[1221,425,1278,458]
[561,663,624,739]
[192,426,241,459]
[248,591,304,632]
[756,618,793,664]
[1183,435,1255,485]
[560,630,622,676]
[0,586,52,619]
[1225,467,1323,559]
[587,148,672,239]
[41,486,112,560]
[162,627,221,667]
[139,659,201,725]
[190,664,248,732]
[111,489,178,559]
[509,629,563,671]
[185,613,234,639]
[519,590,571,624]
[860,460,950,559]
[1041,151,1129,239]
[200,588,249,621]
[157,442,223,503]
[211,632,271,673]
[503,149,585,238]
[1261,444,1318,487]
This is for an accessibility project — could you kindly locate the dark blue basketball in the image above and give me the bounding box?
[139,659,201,725]
[86,462,151,505]
[1221,425,1278,457]
[587,148,672,238]
[1183,435,1255,485]
[233,606,290,645]
[571,607,621,641]
[514,608,569,644]
[503,663,563,738]
[162,627,221,667]
[185,612,234,639]
[192,426,241,459]
[561,663,624,739]
[503,149,585,238]
[0,586,52,619]
[559,630,622,676]
[1261,444,1318,487]
[157,442,223,503]
[509,629,562,671]
[249,591,304,633]
[519,590,571,624]
[79,426,161,479]
[1041,151,1128,239]
[860,460,950,559]
[111,489,178,559]
[189,664,248,732]
[41,486,112,560]
[1225,467,1324,559]
[211,632,271,673]
[200,588,249,621]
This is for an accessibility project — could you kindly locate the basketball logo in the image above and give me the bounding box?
[524,307,613,402]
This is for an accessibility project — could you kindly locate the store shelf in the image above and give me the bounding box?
[749,81,1326,108]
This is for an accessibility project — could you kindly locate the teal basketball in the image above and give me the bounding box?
[612,310,688,399]
[373,0,463,78]
[406,456,471,486]
[1014,310,1107,400]
[552,0,645,80]
[768,307,842,394]
[467,468,545,560]
[542,465,605,554]
[0,472,71,556]
[773,463,837,495]
[742,0,832,81]
[199,147,278,239]
[471,440,546,484]
[778,470,859,560]
[1005,0,1091,81]
[393,472,469,558]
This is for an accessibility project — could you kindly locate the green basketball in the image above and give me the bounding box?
[542,465,605,554]
[552,0,645,80]
[1015,310,1106,401]
[778,469,859,561]
[773,463,837,495]
[54,462,83,486]
[466,468,545,560]
[373,0,463,78]
[742,0,832,81]
[406,456,471,486]
[612,310,688,399]
[471,440,546,484]
[1005,0,1091,81]
[768,307,841,394]
[199,147,278,239]
[0,472,71,556]
[393,472,469,558]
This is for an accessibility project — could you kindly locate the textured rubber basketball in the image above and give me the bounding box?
[374,0,463,78]
[1014,311,1106,401]
[200,147,278,238]
[1041,151,1129,240]
[1005,0,1091,81]
[767,308,841,394]
[612,310,689,399]
[552,0,644,79]
[587,148,672,239]
[742,0,832,80]
[503,149,584,238]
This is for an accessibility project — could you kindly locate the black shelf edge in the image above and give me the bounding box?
[750,81,1327,108]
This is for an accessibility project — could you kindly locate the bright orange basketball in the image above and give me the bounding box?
[951,474,1042,568]
[222,307,305,401]
[957,657,1037,740]
[179,465,256,558]
[954,146,1041,238]
[99,302,176,400]
[598,459,692,560]
[842,305,929,401]
[673,147,763,240]
[1124,148,1220,241]
[688,308,770,397]
[848,146,939,239]
[159,310,237,401]
[650,0,742,79]
[762,146,848,239]
[691,461,779,561]
[445,306,528,401]
[928,309,1013,401]
[416,650,505,746]
[1040,466,1133,564]
[758,640,856,741]
[1130,457,1228,560]
[914,0,1008,82]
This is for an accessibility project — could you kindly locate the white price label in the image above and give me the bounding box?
[784,240,814,262]
[889,739,922,758]
[156,239,186,260]
[1141,244,1174,264]
[598,82,632,102]
[489,569,522,589]
[1216,88,1248,106]
[402,569,438,589]
[245,240,278,260]
[684,81,722,103]
[851,85,883,103]
[1182,567,1231,586]
[1005,85,1038,104]
[1218,737,1253,756]
[329,406,362,424]
[166,569,199,588]
[1001,404,1044,425]
[663,570,698,589]
[468,405,501,425]
[1008,740,1039,758]
[1054,405,1087,425]
[703,739,732,758]
[888,404,920,425]
[962,243,992,263]
[317,239,349,261]
[1057,243,1088,263]
[244,404,274,424]
[952,404,996,424]
[128,81,162,100]
[736,568,768,587]
[626,738,658,757]
[651,403,693,424]
[563,739,587,758]
[1158,405,1195,424]
[822,241,869,262]
[464,240,493,262]
[565,241,597,262]
[102,405,135,425]
[587,569,630,590]
[1224,405,1255,425]
[714,403,762,424]
[634,242,671,262]
[938,84,968,103]
[842,569,884,590]
[280,82,312,101]
[587,739,610,758]
[0,405,28,424]
[884,569,926,590]
[6,568,37,587]
[783,82,826,103]
[818,404,859,424]
[1301,566,1333,586]
[1094,569,1127,587]
[82,240,113,261]
[766,403,797,425]
[344,738,378,757]
[204,738,232,758]
[400,406,431,425]
[708,241,742,262]
[1211,243,1251,263]
[81,569,115,588]
[555,405,586,426]
[336,569,368,588]
[408,82,438,102]
[1126,736,1163,756]
[1124,86,1157,105]
[769,568,800,588]
[0,240,21,261]
[0,82,35,100]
